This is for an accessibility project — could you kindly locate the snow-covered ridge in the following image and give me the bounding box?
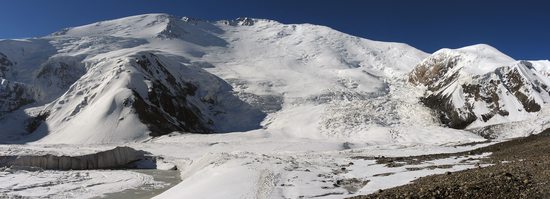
[49,13,278,44]
[51,13,173,38]
[427,44,515,76]
[531,60,550,77]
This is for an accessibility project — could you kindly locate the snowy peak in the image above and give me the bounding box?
[233,17,258,26]
[49,13,270,40]
[51,13,178,38]
[217,17,275,26]
[181,16,203,24]
[50,13,230,48]
[433,44,515,75]
[409,44,515,90]
[410,44,550,131]
[456,44,511,58]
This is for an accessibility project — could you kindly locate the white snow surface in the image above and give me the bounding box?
[531,60,550,77]
[450,44,515,75]
[0,168,166,199]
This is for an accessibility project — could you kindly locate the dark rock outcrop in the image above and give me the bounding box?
[0,79,35,117]
[24,111,50,133]
[131,53,212,136]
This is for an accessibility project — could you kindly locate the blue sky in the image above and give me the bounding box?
[0,0,548,60]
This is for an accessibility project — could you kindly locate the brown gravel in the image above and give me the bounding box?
[349,129,550,199]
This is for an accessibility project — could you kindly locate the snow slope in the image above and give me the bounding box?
[531,60,550,76]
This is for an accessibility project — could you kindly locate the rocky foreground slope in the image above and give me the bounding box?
[350,129,550,199]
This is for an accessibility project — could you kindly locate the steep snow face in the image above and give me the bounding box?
[195,19,435,140]
[0,39,58,84]
[451,44,515,74]
[410,45,550,130]
[531,60,550,77]
[51,13,227,47]
[0,53,35,117]
[0,38,87,114]
[52,14,171,38]
[34,56,87,103]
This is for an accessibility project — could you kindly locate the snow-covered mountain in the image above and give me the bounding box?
[409,45,550,132]
[0,13,547,144]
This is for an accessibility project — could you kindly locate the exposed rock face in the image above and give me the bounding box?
[409,53,461,88]
[232,17,256,26]
[131,53,212,135]
[219,17,261,26]
[0,146,148,170]
[409,53,475,129]
[409,49,550,129]
[126,52,265,136]
[503,61,544,112]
